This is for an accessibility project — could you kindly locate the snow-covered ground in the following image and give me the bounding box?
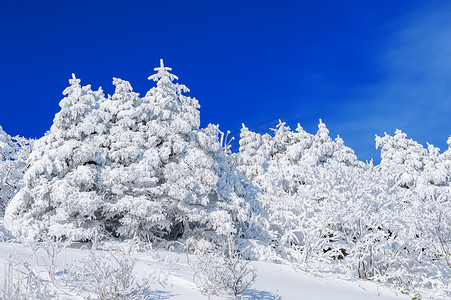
[0,241,411,300]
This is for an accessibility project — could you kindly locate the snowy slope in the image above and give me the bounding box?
[0,242,410,300]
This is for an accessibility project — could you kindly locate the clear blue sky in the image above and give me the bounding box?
[1,1,450,162]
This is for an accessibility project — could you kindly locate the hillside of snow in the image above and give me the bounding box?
[0,241,412,300]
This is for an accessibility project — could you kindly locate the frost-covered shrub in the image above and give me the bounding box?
[435,212,451,269]
[1,251,56,299]
[236,122,451,297]
[235,119,362,253]
[375,131,451,284]
[1,237,72,299]
[0,239,161,300]
[188,235,257,297]
[71,249,154,300]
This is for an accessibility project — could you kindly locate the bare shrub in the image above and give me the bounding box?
[188,235,257,297]
[69,247,156,300]
[436,212,451,269]
[223,235,257,297]
[1,251,55,300]
[0,239,165,299]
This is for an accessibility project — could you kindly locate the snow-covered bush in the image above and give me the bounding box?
[188,235,257,297]
[436,212,451,269]
[188,239,226,295]
[1,236,71,299]
[2,251,56,299]
[0,237,165,300]
[375,130,451,279]
[235,122,451,297]
[235,119,363,255]
[70,249,154,300]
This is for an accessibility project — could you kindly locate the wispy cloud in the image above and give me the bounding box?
[339,4,451,161]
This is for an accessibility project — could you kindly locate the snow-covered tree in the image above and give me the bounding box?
[236,119,361,196]
[100,61,264,242]
[285,123,313,164]
[116,60,263,241]
[237,124,270,180]
[0,126,32,214]
[376,129,429,188]
[96,77,165,239]
[5,74,108,241]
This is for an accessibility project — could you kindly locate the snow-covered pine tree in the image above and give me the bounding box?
[285,123,313,164]
[98,77,166,240]
[236,124,271,181]
[235,118,368,261]
[268,120,292,158]
[300,119,334,166]
[376,129,428,189]
[129,60,263,241]
[332,135,361,166]
[5,74,108,241]
[237,119,360,197]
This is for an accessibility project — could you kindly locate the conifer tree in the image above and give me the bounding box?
[131,60,262,240]
[237,124,269,179]
[285,123,313,163]
[304,119,334,165]
[5,74,107,241]
[332,135,361,166]
[97,77,164,239]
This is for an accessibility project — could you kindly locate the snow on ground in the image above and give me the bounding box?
[0,241,411,300]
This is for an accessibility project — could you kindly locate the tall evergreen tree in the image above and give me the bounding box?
[5,75,107,241]
[133,60,262,240]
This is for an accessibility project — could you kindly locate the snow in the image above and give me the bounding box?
[0,241,409,300]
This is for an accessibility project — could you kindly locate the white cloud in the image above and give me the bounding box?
[340,4,451,161]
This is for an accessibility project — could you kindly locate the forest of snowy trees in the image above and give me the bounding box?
[0,60,450,298]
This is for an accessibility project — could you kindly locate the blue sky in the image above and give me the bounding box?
[1,1,450,163]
